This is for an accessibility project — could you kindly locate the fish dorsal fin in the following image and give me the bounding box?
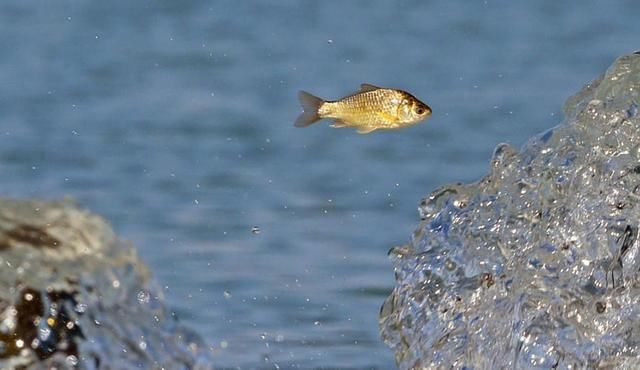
[359,83,382,92]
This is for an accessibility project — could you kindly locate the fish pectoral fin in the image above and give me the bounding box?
[330,119,348,128]
[359,83,382,92]
[356,126,377,134]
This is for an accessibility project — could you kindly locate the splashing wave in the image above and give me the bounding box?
[380,52,640,369]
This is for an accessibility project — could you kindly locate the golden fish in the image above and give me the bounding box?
[294,83,431,134]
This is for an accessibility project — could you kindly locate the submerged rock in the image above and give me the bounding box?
[0,198,213,369]
[380,52,640,369]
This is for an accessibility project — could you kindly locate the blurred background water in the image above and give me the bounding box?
[1,1,639,368]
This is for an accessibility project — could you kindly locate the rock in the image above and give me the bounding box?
[380,52,640,369]
[0,198,214,369]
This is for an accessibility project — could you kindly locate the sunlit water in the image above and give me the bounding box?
[381,53,640,369]
[1,1,639,368]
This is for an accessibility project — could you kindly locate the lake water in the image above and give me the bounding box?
[1,1,639,368]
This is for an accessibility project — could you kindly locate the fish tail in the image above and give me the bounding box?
[295,91,325,127]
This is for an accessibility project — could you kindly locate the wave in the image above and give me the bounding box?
[0,198,213,369]
[380,52,640,369]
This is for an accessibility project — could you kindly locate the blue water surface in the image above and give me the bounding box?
[1,1,639,368]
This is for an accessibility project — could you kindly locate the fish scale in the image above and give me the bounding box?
[327,89,405,128]
[295,84,431,134]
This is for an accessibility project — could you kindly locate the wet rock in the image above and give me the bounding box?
[0,198,214,369]
[380,52,640,369]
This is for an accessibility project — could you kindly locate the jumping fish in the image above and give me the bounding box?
[294,84,432,134]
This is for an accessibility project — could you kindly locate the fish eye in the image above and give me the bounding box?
[415,107,425,115]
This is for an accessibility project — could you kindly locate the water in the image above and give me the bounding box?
[381,52,640,369]
[1,1,639,368]
[0,198,213,369]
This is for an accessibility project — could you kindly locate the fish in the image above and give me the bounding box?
[294,83,432,134]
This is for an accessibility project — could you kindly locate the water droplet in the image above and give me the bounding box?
[444,259,456,271]
[137,290,150,304]
[251,226,261,235]
[66,355,78,366]
[388,245,411,259]
[628,102,638,118]
[39,327,51,341]
[75,303,87,313]
[223,290,232,299]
